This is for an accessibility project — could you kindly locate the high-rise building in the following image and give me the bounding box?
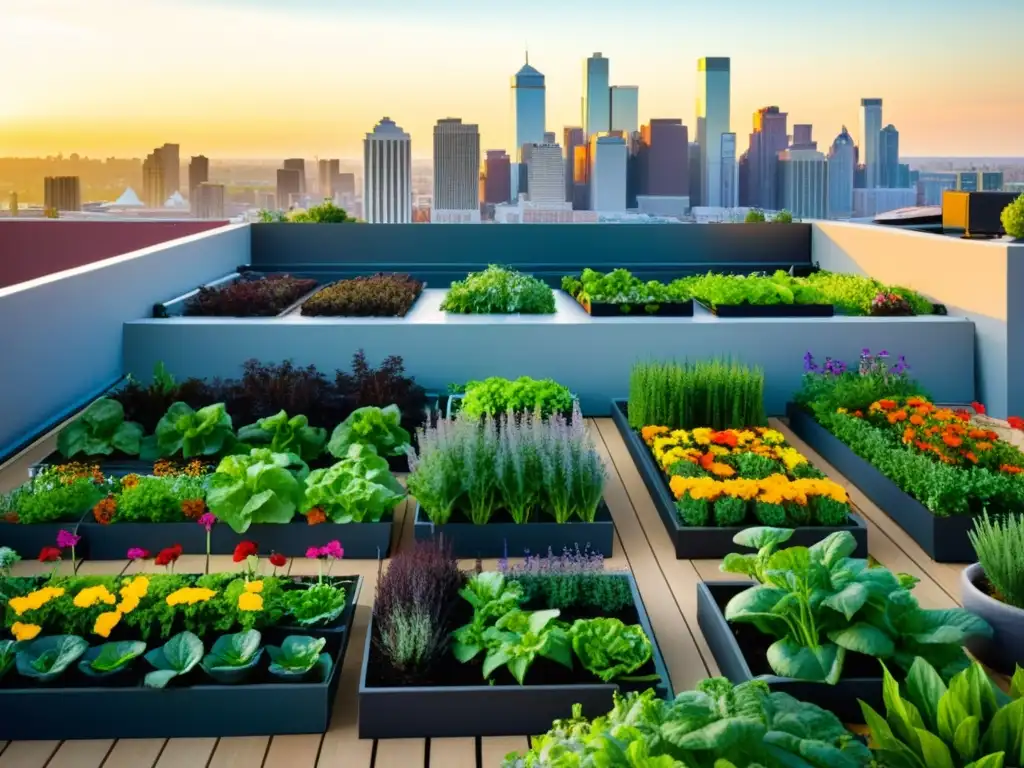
[8,191,17,217]
[563,127,585,203]
[583,53,610,136]
[791,125,816,150]
[747,106,788,210]
[512,54,546,196]
[879,124,900,189]
[688,142,702,206]
[854,187,916,217]
[854,164,867,189]
[956,171,1004,192]
[638,119,688,197]
[364,117,412,224]
[142,150,165,207]
[159,143,180,198]
[917,172,958,205]
[610,86,639,134]
[897,164,912,189]
[526,141,564,204]
[43,176,81,212]
[827,126,856,219]
[778,148,828,219]
[276,168,301,210]
[188,156,209,202]
[283,159,306,195]
[860,98,883,188]
[720,133,737,208]
[317,160,332,198]
[483,150,511,205]
[737,152,750,207]
[572,144,590,210]
[589,133,627,212]
[335,172,355,197]
[432,118,481,223]
[193,183,225,219]
[696,57,731,208]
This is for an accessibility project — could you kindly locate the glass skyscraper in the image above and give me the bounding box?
[610,85,639,134]
[860,98,883,188]
[512,55,546,196]
[584,53,610,136]
[696,57,731,208]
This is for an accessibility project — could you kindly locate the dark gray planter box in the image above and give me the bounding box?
[357,572,670,739]
[786,403,977,562]
[0,575,361,740]
[412,501,614,558]
[697,580,881,723]
[0,515,88,559]
[609,400,868,559]
[961,563,1024,676]
[695,299,834,318]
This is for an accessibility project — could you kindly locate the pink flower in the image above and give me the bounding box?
[127,547,151,561]
[305,546,321,559]
[198,512,217,532]
[320,540,344,560]
[57,529,80,549]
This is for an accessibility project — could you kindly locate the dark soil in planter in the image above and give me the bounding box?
[578,297,694,318]
[695,300,834,318]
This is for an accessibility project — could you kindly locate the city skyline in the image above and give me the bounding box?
[3,0,1023,159]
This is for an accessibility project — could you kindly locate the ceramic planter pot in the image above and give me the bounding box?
[961,562,1024,675]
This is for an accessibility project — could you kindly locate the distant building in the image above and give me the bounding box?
[720,133,737,208]
[275,169,301,211]
[688,142,702,206]
[956,171,1004,192]
[854,187,916,217]
[44,176,81,212]
[697,57,731,208]
[827,126,856,219]
[494,196,577,224]
[778,148,828,219]
[638,119,688,197]
[335,172,355,198]
[527,142,564,204]
[142,148,170,207]
[917,172,958,205]
[636,195,690,219]
[747,106,788,210]
[188,156,209,202]
[512,54,546,197]
[483,150,511,205]
[610,86,639,134]
[563,127,585,203]
[283,159,306,195]
[854,164,867,189]
[791,124,816,150]
[584,53,610,136]
[860,98,883,188]
[589,133,627,212]
[879,125,900,188]
[8,191,17,217]
[432,118,481,223]
[193,183,225,219]
[897,163,912,189]
[364,117,412,224]
[317,159,338,198]
[572,144,590,210]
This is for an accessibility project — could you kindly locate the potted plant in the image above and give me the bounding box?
[1002,193,1024,241]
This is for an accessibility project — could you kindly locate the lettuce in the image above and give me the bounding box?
[206,448,309,533]
[301,443,405,523]
[57,398,144,458]
[327,404,410,458]
[141,401,234,460]
[569,617,654,683]
[237,410,327,461]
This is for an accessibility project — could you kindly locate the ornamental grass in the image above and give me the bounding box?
[970,511,1024,609]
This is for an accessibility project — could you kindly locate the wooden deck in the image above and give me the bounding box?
[0,417,968,768]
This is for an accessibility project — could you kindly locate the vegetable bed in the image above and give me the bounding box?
[300,273,424,317]
[561,269,694,317]
[155,273,319,319]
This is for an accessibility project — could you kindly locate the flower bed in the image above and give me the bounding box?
[358,542,669,738]
[440,265,555,314]
[561,268,694,317]
[182,274,319,317]
[0,569,360,739]
[300,273,424,317]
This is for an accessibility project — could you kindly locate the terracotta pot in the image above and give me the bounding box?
[961,562,1024,675]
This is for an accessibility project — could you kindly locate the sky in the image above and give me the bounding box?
[1,0,1022,160]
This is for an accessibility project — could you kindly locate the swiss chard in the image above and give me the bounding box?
[266,635,331,681]
[57,398,144,458]
[327,404,410,459]
[237,410,327,461]
[206,448,309,533]
[144,631,204,688]
[16,635,88,682]
[569,617,657,683]
[300,443,406,523]
[142,401,235,460]
[481,608,573,684]
[201,629,263,684]
[78,640,147,677]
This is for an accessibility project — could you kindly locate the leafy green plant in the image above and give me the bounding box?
[460,572,524,621]
[745,209,767,222]
[237,410,327,461]
[284,583,348,626]
[78,640,147,677]
[480,609,573,684]
[113,474,206,523]
[1002,193,1024,240]
[0,640,14,679]
[206,448,308,533]
[860,657,1024,768]
[441,265,555,314]
[460,377,574,420]
[144,631,204,688]
[301,273,423,317]
[628,359,766,430]
[288,200,357,223]
[141,402,235,460]
[569,617,656,683]
[562,268,692,311]
[503,678,873,768]
[301,443,406,523]
[57,398,144,458]
[686,271,826,309]
[722,527,991,683]
[774,209,794,223]
[16,635,88,682]
[969,511,1024,609]
[327,404,411,459]
[10,469,105,524]
[200,629,263,684]
[266,635,331,681]
[804,273,933,316]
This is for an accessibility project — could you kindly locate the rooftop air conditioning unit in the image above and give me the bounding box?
[942,190,1018,238]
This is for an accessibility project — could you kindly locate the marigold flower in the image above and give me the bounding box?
[942,434,963,448]
[122,576,149,598]
[9,587,66,616]
[181,499,206,520]
[906,396,926,407]
[121,474,140,489]
[306,508,327,526]
[877,399,897,411]
[38,546,62,563]
[964,451,978,463]
[903,427,916,444]
[691,428,712,446]
[166,587,217,606]
[244,580,264,593]
[760,429,785,445]
[238,592,264,612]
[709,462,735,478]
[93,496,117,524]
[93,610,122,638]
[269,552,287,568]
[73,585,117,608]
[1001,464,1023,475]
[640,425,669,443]
[710,431,738,448]
[153,459,175,477]
[233,541,258,562]
[976,442,993,452]
[909,414,925,426]
[887,410,908,424]
[117,591,140,614]
[11,622,41,642]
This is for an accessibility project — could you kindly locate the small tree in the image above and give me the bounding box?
[773,209,794,224]
[304,199,355,223]
[744,209,766,223]
[1002,194,1024,240]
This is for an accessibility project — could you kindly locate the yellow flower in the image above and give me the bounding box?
[117,591,140,615]
[93,610,122,638]
[641,425,669,443]
[778,447,809,472]
[708,445,730,457]
[759,429,786,445]
[166,587,217,607]
[669,429,691,443]
[73,585,118,609]
[691,428,712,446]
[734,430,757,445]
[244,580,264,593]
[836,407,848,414]
[122,576,149,598]
[9,587,66,616]
[238,592,264,612]
[721,479,760,501]
[11,622,41,641]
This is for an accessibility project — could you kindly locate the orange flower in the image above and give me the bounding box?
[976,442,993,452]
[698,452,716,471]
[887,410,908,424]
[968,429,989,440]
[914,440,933,452]
[306,507,327,526]
[709,462,735,478]
[92,496,116,525]
[906,396,926,407]
[909,414,925,426]
[954,409,972,423]
[853,410,864,418]
[942,434,963,448]
[964,451,978,463]
[933,409,955,422]
[1001,464,1023,474]
[902,427,916,444]
[710,431,738,448]
[181,499,206,520]
[152,459,174,477]
[121,474,140,489]
[877,399,897,411]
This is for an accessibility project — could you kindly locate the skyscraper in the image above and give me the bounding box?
[589,133,627,212]
[188,156,209,202]
[584,53,610,136]
[432,118,481,223]
[573,144,590,210]
[159,143,180,198]
[527,141,564,204]
[283,159,306,195]
[720,133,737,208]
[276,168,301,210]
[827,126,856,219]
[563,127,585,203]
[193,183,225,219]
[689,142,702,206]
[483,150,511,205]
[142,149,165,207]
[610,86,639,134]
[778,148,828,219]
[747,106,788,210]
[512,54,546,196]
[860,98,883,188]
[879,124,900,189]
[43,176,81,212]
[638,119,688,197]
[364,117,412,224]
[317,160,332,198]
[696,57,731,207]
[791,125,816,150]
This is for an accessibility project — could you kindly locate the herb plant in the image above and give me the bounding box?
[459,377,574,420]
[142,402,235,460]
[16,635,88,682]
[561,268,692,312]
[201,630,263,684]
[266,636,330,680]
[11,467,106,525]
[804,271,934,316]
[184,274,318,317]
[144,631,204,688]
[110,474,206,524]
[284,582,348,626]
[56,398,144,458]
[685,270,827,309]
[796,348,922,417]
[500,547,634,613]
[327,404,411,459]
[302,444,406,523]
[569,617,655,683]
[206,449,309,533]
[237,410,327,461]
[78,640,147,677]
[970,511,1024,609]
[722,527,992,683]
[441,265,555,314]
[301,273,424,317]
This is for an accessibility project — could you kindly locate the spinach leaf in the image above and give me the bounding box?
[79,640,147,677]
[481,609,573,685]
[327,405,410,459]
[201,630,263,684]
[141,401,235,460]
[144,631,204,688]
[16,635,88,682]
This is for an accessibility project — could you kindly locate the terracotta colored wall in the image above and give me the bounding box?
[0,220,229,288]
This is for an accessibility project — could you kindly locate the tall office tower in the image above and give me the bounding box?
[283,159,306,194]
[8,191,17,216]
[688,142,702,206]
[860,98,883,188]
[276,168,301,210]
[696,57,731,207]
[188,155,209,202]
[827,126,856,219]
[142,149,165,207]
[364,117,412,224]
[326,160,342,199]
[778,148,828,219]
[588,133,627,212]
[897,164,912,189]
[483,150,511,204]
[879,124,900,188]
[572,144,590,209]
[583,53,610,136]
[512,54,546,196]
[43,176,81,212]
[610,86,639,134]
[563,127,585,203]
[317,160,331,197]
[720,133,737,208]
[432,118,481,223]
[543,131,556,144]
[737,153,750,206]
[747,106,788,210]
[791,124,816,150]
[526,141,565,204]
[193,183,225,219]
[854,164,867,189]
[158,143,180,198]
[638,119,688,197]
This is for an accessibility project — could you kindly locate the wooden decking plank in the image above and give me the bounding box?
[205,737,268,768]
[9,560,76,578]
[262,735,322,768]
[0,742,59,768]
[371,740,425,768]
[479,737,527,767]
[426,739,476,768]
[44,740,113,768]
[152,738,216,768]
[123,555,206,575]
[76,560,129,576]
[99,739,165,768]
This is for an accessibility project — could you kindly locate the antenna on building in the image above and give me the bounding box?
[525,45,529,65]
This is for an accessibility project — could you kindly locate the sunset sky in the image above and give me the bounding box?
[2,0,1022,159]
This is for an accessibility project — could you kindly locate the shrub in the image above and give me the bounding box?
[441,265,554,314]
[1002,193,1024,239]
[300,273,423,317]
[744,209,766,222]
[627,359,765,431]
[805,271,933,316]
[335,351,428,424]
[970,511,1024,609]
[773,209,793,223]
[184,275,318,317]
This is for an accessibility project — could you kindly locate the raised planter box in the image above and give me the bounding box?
[412,501,614,558]
[609,400,868,559]
[695,299,834,318]
[0,575,362,740]
[152,269,319,319]
[696,580,880,723]
[576,296,694,318]
[357,572,670,739]
[785,403,976,562]
[0,516,88,558]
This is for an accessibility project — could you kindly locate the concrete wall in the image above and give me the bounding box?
[0,225,249,459]
[0,220,230,288]
[812,221,1024,418]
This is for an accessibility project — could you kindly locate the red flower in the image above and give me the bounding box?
[972,401,987,415]
[38,546,62,563]
[233,541,258,562]
[1009,416,1024,431]
[269,552,287,568]
[155,544,183,567]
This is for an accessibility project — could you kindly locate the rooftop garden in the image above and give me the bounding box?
[300,273,424,317]
[183,274,318,317]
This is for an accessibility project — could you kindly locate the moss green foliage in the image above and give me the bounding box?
[685,270,827,309]
[774,209,794,223]
[114,474,206,523]
[459,376,573,420]
[288,200,358,223]
[970,511,1024,609]
[804,271,934,316]
[560,268,691,311]
[11,469,105,524]
[713,495,746,526]
[745,208,767,222]
[441,265,555,314]
[627,359,766,431]
[300,273,423,317]
[1002,193,1024,239]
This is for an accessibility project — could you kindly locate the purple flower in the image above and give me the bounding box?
[198,512,217,532]
[305,546,321,559]
[127,547,150,561]
[861,348,871,357]
[803,351,818,373]
[878,349,889,358]
[56,530,80,549]
[320,540,344,560]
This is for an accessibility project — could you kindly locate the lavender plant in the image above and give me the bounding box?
[501,545,633,612]
[405,417,464,524]
[464,415,499,524]
[496,414,539,523]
